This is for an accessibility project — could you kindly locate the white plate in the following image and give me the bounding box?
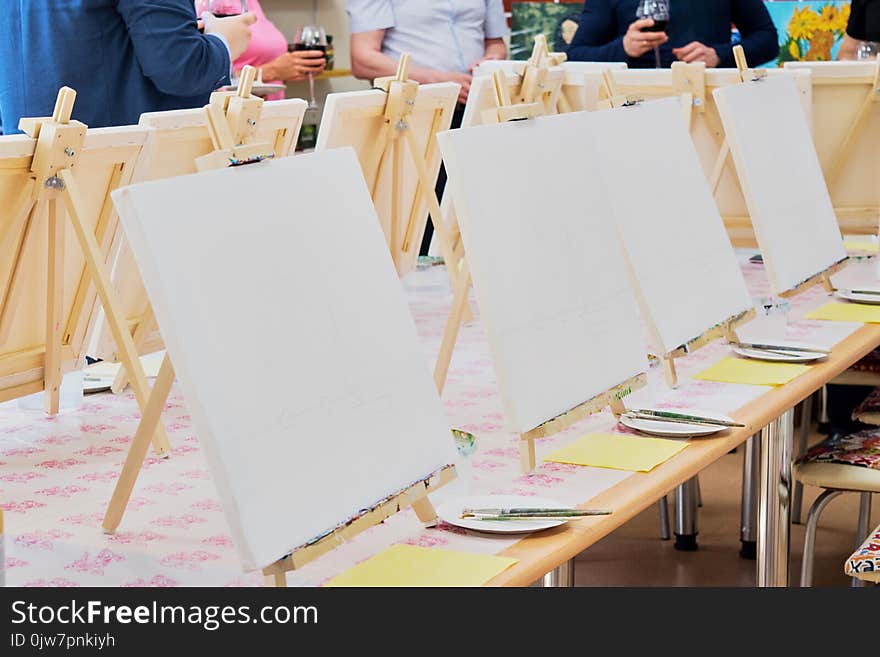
[619,410,735,437]
[835,290,880,305]
[437,494,571,534]
[731,346,826,363]
[83,378,113,394]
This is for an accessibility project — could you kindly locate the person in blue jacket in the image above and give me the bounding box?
[566,0,778,68]
[0,0,255,134]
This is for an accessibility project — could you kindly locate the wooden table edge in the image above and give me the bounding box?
[484,323,880,586]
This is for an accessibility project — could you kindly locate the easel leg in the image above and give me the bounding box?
[411,497,438,527]
[390,135,402,271]
[103,353,175,533]
[433,264,472,394]
[111,305,156,394]
[709,141,730,196]
[448,233,474,325]
[59,170,171,457]
[520,437,537,473]
[44,198,65,415]
[263,573,288,588]
[662,356,679,388]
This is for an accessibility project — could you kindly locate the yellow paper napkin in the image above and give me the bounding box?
[325,544,518,587]
[843,240,879,254]
[544,433,687,473]
[806,302,880,324]
[694,357,811,386]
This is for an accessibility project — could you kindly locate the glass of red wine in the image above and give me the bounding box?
[194,0,249,84]
[293,25,327,109]
[635,0,670,69]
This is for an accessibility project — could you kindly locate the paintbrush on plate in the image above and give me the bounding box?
[624,409,745,428]
[837,287,880,296]
[729,341,829,356]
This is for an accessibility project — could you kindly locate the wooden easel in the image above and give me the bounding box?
[102,74,456,584]
[106,68,306,394]
[433,40,567,395]
[353,55,459,277]
[786,57,880,235]
[598,72,758,388]
[262,464,454,586]
[101,67,307,535]
[0,88,171,455]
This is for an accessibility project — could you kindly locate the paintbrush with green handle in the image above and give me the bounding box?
[625,409,745,428]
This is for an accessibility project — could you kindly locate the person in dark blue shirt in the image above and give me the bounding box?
[0,1,256,134]
[566,0,778,68]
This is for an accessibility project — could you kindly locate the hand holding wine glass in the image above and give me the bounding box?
[196,1,256,66]
[293,25,327,108]
[633,0,670,68]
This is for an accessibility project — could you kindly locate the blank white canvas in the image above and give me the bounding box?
[713,76,846,295]
[438,113,647,434]
[587,98,753,354]
[112,149,457,572]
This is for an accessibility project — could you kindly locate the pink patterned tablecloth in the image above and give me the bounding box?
[0,254,873,586]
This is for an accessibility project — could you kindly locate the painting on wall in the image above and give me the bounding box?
[510,1,583,60]
[764,1,851,66]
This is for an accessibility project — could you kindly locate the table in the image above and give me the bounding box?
[0,256,877,587]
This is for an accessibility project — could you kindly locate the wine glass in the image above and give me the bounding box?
[635,0,670,69]
[194,0,249,84]
[293,25,328,108]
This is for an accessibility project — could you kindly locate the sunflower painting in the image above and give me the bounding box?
[766,1,851,66]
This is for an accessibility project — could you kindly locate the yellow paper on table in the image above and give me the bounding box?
[544,433,687,473]
[843,240,879,254]
[806,302,880,324]
[694,357,811,386]
[325,545,518,587]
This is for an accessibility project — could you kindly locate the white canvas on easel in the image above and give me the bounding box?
[598,66,813,247]
[111,148,458,571]
[91,99,307,364]
[714,76,847,296]
[587,97,754,360]
[437,112,647,435]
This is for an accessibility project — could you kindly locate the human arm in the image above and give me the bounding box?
[567,0,667,62]
[116,0,254,96]
[721,0,778,67]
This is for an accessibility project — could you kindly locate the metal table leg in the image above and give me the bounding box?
[740,434,760,559]
[792,397,812,525]
[757,409,794,587]
[542,559,575,587]
[853,492,874,588]
[674,477,699,551]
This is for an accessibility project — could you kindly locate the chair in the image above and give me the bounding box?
[845,522,880,585]
[795,429,880,586]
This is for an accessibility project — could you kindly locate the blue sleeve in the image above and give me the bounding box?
[566,0,628,63]
[716,0,778,67]
[116,0,230,97]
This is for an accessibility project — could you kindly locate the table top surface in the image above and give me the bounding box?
[0,253,877,586]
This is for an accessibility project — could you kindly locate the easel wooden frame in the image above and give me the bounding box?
[716,50,849,299]
[94,72,307,393]
[433,38,568,395]
[599,64,758,388]
[784,58,880,235]
[0,88,171,455]
[594,49,812,247]
[316,56,458,278]
[102,69,454,586]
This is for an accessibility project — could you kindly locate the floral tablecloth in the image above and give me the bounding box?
[0,254,871,586]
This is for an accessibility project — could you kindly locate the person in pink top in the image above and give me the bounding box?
[233,0,326,100]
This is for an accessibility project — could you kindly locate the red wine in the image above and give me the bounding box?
[644,19,668,32]
[289,43,327,54]
[212,12,241,19]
